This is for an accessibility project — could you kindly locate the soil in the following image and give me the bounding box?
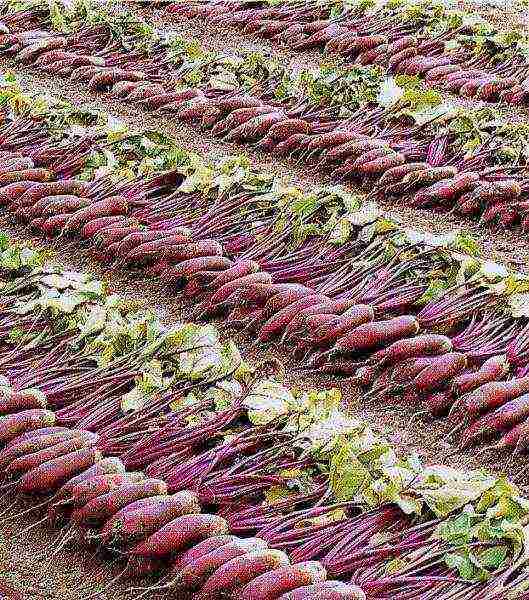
[0,498,167,600]
[2,2,529,594]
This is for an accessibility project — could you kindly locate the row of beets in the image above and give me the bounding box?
[0,258,455,598]
[167,1,529,105]
[0,244,528,598]
[1,11,529,230]
[0,402,365,599]
[0,238,524,599]
[3,110,529,458]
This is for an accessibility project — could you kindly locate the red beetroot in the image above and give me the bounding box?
[73,479,168,527]
[0,430,83,472]
[258,295,330,342]
[100,491,201,546]
[18,447,102,495]
[81,216,134,238]
[459,393,529,449]
[196,549,291,600]
[173,535,239,571]
[329,316,419,358]
[239,561,327,600]
[170,537,268,592]
[368,334,453,369]
[451,355,510,396]
[450,376,529,421]
[308,305,375,347]
[6,433,98,478]
[62,196,129,234]
[278,580,366,599]
[0,409,56,444]
[131,513,229,558]
[0,390,47,415]
[53,457,126,504]
[68,472,145,507]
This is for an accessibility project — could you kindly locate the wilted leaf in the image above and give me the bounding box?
[243,379,295,425]
[377,76,404,108]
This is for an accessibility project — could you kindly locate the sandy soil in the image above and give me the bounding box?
[2,8,529,591]
[0,497,169,600]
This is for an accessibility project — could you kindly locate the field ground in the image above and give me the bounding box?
[0,498,155,600]
[2,0,529,596]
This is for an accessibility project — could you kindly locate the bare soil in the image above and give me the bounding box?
[2,8,529,591]
[0,498,167,600]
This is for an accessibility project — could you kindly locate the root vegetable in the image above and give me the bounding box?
[131,513,229,558]
[73,479,168,527]
[81,216,132,238]
[309,305,375,347]
[6,433,98,478]
[330,315,419,358]
[196,549,291,600]
[409,352,468,395]
[239,561,327,600]
[164,257,234,281]
[451,377,529,421]
[451,356,510,396]
[368,334,453,369]
[0,169,52,186]
[460,394,529,449]
[378,163,429,187]
[172,538,268,592]
[62,196,128,234]
[100,491,201,546]
[174,535,239,571]
[0,390,47,415]
[18,447,102,495]
[258,295,330,342]
[54,457,126,503]
[0,181,36,205]
[88,69,146,92]
[278,580,366,599]
[125,240,220,266]
[0,409,56,444]
[69,472,145,507]
[14,180,88,210]
[0,431,81,472]
[41,214,71,236]
[208,272,272,306]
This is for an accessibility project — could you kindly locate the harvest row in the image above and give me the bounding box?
[0,231,527,599]
[167,0,529,105]
[2,2,529,231]
[0,75,529,464]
